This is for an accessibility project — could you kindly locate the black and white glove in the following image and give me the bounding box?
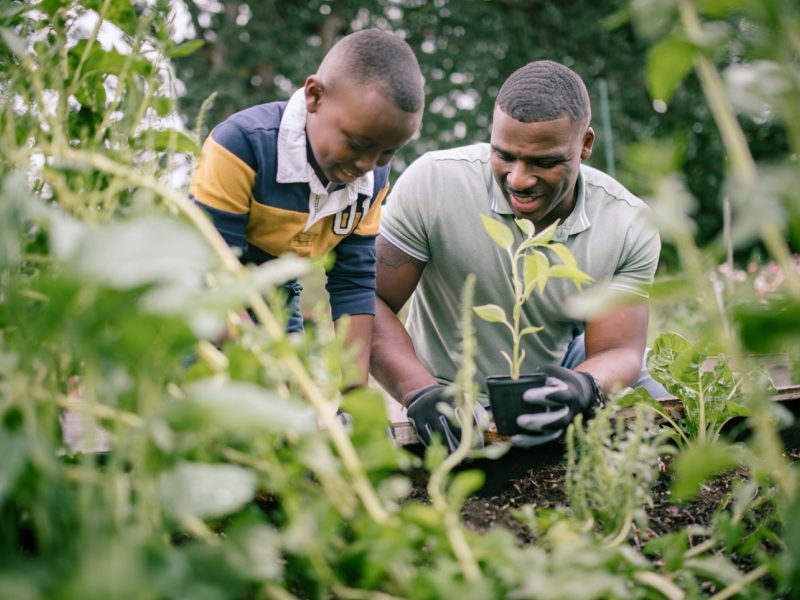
[406,384,489,453]
[511,365,605,448]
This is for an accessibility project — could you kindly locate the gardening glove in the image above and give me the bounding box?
[511,365,604,449]
[406,384,489,453]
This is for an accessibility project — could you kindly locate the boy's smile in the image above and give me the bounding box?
[304,77,422,186]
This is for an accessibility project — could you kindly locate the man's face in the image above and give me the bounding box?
[490,106,594,229]
[305,77,422,185]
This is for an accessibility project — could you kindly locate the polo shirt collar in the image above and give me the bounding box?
[276,88,375,199]
[490,165,590,242]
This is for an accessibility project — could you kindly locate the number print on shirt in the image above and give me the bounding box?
[332,196,372,235]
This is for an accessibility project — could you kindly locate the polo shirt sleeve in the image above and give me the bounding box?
[380,154,437,263]
[609,207,661,298]
[188,122,256,255]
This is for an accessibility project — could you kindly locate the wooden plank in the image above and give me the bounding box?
[390,385,800,447]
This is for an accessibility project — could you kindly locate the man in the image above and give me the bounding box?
[370,60,664,450]
[190,29,424,387]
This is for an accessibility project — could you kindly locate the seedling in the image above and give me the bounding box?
[473,215,592,434]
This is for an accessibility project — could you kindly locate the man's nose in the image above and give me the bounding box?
[507,161,537,190]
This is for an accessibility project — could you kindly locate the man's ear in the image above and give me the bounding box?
[580,127,595,160]
[305,75,324,113]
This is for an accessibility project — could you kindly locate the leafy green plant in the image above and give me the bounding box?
[566,404,672,545]
[472,215,592,379]
[620,331,770,448]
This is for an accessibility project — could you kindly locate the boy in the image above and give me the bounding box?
[190,29,424,385]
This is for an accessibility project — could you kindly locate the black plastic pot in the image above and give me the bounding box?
[486,373,547,436]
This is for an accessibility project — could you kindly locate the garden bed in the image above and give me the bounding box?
[405,385,800,545]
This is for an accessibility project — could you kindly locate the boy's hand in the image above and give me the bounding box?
[510,365,604,448]
[406,384,488,452]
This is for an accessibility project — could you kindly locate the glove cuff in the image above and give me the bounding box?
[578,372,605,418]
[405,384,447,408]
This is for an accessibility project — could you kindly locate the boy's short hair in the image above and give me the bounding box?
[496,60,591,126]
[321,29,424,114]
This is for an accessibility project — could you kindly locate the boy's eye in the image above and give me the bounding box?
[347,137,369,150]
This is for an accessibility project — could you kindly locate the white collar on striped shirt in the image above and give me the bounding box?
[276,89,374,231]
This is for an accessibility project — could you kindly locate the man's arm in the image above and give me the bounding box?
[370,236,439,406]
[579,301,650,393]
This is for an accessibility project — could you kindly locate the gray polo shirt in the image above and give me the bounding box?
[381,143,660,395]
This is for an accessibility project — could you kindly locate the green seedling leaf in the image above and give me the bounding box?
[531,220,558,245]
[515,218,534,236]
[548,264,594,288]
[473,304,508,324]
[480,214,514,251]
[519,325,543,337]
[166,39,205,58]
[523,251,549,294]
[647,35,697,102]
[671,442,737,502]
[548,243,578,268]
[159,462,256,520]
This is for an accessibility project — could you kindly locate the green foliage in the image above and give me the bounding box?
[620,332,763,447]
[473,217,592,379]
[0,0,797,598]
[566,406,670,544]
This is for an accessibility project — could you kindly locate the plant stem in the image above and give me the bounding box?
[709,564,769,600]
[426,274,482,582]
[678,0,796,500]
[633,571,685,600]
[44,145,392,524]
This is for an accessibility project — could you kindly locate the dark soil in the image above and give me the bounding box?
[410,447,799,554]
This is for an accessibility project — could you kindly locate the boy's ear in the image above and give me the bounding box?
[305,75,324,113]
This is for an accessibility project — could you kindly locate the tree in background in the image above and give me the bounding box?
[172,0,794,264]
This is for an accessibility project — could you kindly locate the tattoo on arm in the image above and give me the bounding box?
[377,238,424,270]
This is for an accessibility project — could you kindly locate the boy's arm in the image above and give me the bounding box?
[338,314,373,388]
[189,125,255,255]
[326,233,379,387]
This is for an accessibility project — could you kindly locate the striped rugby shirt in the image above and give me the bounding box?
[190,89,389,319]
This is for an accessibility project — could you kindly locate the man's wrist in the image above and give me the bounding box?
[578,371,605,417]
[404,383,446,408]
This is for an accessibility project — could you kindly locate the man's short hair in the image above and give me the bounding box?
[327,29,424,114]
[496,60,591,126]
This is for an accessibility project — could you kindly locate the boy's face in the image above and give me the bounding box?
[490,106,594,230]
[304,77,421,185]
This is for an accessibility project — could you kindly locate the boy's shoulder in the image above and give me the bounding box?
[221,100,288,135]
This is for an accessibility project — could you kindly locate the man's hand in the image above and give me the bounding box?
[406,384,488,453]
[510,365,605,448]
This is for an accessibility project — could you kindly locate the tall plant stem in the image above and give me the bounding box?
[679,0,799,300]
[427,274,482,582]
[679,0,796,500]
[42,145,391,524]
